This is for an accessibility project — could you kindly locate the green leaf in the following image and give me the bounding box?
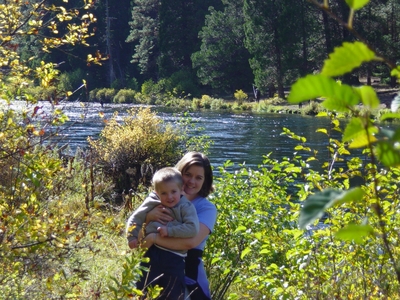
[375,141,400,167]
[299,188,364,229]
[321,42,375,77]
[390,93,400,112]
[343,117,378,148]
[355,86,380,109]
[234,225,247,232]
[379,112,400,122]
[342,117,363,140]
[316,111,328,117]
[316,128,328,134]
[288,75,359,110]
[391,67,400,79]
[321,84,361,112]
[241,247,251,259]
[335,224,374,244]
[345,0,370,10]
[284,166,302,173]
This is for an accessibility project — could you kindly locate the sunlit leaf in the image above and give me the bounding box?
[355,85,380,109]
[299,188,364,229]
[321,42,375,77]
[390,67,400,79]
[241,247,251,259]
[343,117,378,148]
[335,224,374,244]
[288,75,359,110]
[316,128,328,134]
[285,166,302,173]
[234,225,246,232]
[375,141,400,167]
[379,112,400,122]
[345,0,370,10]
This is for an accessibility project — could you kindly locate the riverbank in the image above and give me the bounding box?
[247,84,399,116]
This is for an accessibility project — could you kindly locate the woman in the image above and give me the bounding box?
[141,152,217,300]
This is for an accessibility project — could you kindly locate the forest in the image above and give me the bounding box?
[15,0,400,100]
[2,0,400,299]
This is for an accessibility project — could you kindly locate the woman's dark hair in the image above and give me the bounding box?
[175,152,214,197]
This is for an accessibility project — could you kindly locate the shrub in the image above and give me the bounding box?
[89,88,99,101]
[58,68,85,92]
[141,80,160,104]
[25,85,58,101]
[200,95,212,109]
[88,107,186,199]
[96,88,116,103]
[164,70,200,97]
[111,78,124,90]
[192,97,202,110]
[113,89,137,104]
[210,98,227,110]
[234,89,248,105]
[126,77,139,91]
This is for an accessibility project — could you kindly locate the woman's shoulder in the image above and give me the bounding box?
[193,196,217,211]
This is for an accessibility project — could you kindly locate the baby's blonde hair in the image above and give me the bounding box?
[152,167,183,192]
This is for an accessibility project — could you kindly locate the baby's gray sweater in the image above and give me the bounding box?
[126,191,199,254]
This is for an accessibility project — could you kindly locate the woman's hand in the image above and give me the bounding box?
[141,233,157,248]
[145,204,174,224]
[128,238,138,249]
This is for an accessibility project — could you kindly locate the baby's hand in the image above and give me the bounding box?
[157,226,168,237]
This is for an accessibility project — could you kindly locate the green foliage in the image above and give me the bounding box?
[287,0,400,291]
[233,89,248,105]
[207,121,400,297]
[210,98,229,110]
[192,2,253,92]
[109,249,150,299]
[164,70,200,97]
[141,79,160,104]
[25,85,58,102]
[88,107,186,195]
[94,88,117,103]
[58,68,86,93]
[113,89,137,104]
[126,77,139,91]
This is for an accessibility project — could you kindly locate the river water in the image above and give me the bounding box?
[55,102,335,171]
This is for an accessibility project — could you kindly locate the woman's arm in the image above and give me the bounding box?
[144,223,210,250]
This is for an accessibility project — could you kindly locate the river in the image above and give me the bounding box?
[55,102,335,171]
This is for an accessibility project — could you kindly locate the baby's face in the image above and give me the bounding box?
[156,181,181,208]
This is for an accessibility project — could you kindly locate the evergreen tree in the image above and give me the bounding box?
[158,0,216,77]
[126,0,160,81]
[244,0,304,98]
[192,0,253,94]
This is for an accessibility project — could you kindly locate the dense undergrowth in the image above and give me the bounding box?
[2,0,400,298]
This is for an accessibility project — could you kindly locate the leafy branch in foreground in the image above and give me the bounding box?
[289,0,400,284]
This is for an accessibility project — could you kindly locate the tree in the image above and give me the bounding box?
[192,0,253,93]
[0,1,107,297]
[243,0,305,98]
[126,0,161,81]
[158,0,216,78]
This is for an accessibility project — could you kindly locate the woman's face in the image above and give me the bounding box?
[182,165,205,201]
